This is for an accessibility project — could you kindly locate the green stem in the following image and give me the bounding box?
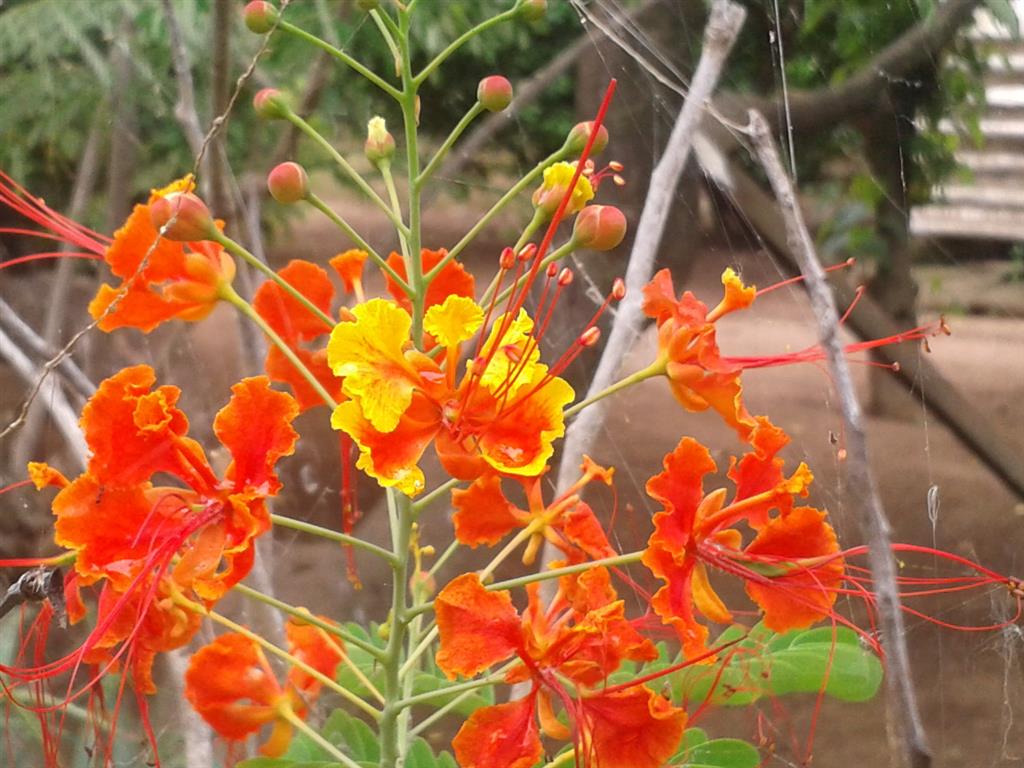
[397,13,425,348]
[233,582,386,659]
[370,10,402,75]
[284,112,408,235]
[305,192,410,292]
[270,512,397,564]
[280,706,364,768]
[427,539,460,578]
[205,608,381,721]
[408,674,505,738]
[412,477,461,513]
[563,361,664,419]
[425,146,570,282]
[397,668,504,710]
[413,7,521,86]
[380,161,410,261]
[407,550,646,618]
[398,625,437,678]
[220,285,339,409]
[417,102,485,188]
[278,19,400,99]
[214,232,335,329]
[477,208,546,306]
[379,491,415,768]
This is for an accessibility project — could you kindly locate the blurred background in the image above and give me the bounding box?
[1,0,1023,765]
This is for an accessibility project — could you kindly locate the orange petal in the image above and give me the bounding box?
[253,260,335,342]
[284,612,346,695]
[331,396,439,497]
[744,506,844,632]
[213,376,299,495]
[264,344,340,412]
[452,474,525,547]
[642,544,709,660]
[185,633,282,740]
[646,437,717,552]
[559,501,616,560]
[435,573,521,679]
[691,562,732,625]
[385,248,475,314]
[452,695,542,768]
[330,249,369,294]
[580,687,687,768]
[27,461,68,490]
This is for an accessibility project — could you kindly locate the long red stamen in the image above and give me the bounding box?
[755,258,855,297]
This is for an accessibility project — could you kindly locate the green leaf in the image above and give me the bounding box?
[676,625,882,707]
[677,738,760,768]
[321,709,380,763]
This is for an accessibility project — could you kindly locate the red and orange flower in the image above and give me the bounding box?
[435,568,686,768]
[642,420,843,660]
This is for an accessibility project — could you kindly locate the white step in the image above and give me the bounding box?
[911,205,1024,241]
[956,150,1024,174]
[938,116,1024,139]
[933,183,1024,208]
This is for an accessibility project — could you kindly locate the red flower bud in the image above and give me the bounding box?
[477,76,513,112]
[150,192,217,242]
[518,0,547,22]
[572,205,627,251]
[253,88,291,120]
[267,162,309,204]
[566,121,609,156]
[243,1,278,34]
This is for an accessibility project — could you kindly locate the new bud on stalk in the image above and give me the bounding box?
[477,76,513,112]
[518,0,547,22]
[566,121,609,155]
[243,1,278,34]
[364,116,395,165]
[267,162,309,204]
[572,205,627,251]
[150,192,217,242]
[253,88,291,120]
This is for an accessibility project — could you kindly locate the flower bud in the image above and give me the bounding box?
[150,192,217,242]
[612,277,626,300]
[518,0,547,22]
[267,162,309,204]
[253,88,291,120]
[364,116,396,164]
[477,76,513,112]
[572,205,627,251]
[566,121,609,156]
[243,1,278,34]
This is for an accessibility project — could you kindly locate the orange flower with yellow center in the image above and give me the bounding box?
[326,297,573,495]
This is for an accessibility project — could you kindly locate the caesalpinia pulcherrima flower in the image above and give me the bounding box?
[643,419,842,660]
[435,568,686,768]
[26,365,298,691]
[185,614,345,756]
[327,293,574,495]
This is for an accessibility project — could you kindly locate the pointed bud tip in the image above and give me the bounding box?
[150,192,216,242]
[267,162,309,204]
[243,1,279,34]
[477,76,513,112]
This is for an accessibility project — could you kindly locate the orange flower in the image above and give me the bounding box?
[642,267,757,441]
[642,424,842,660]
[384,247,475,316]
[253,259,342,411]
[32,365,298,691]
[330,248,369,300]
[327,299,573,495]
[451,458,616,565]
[184,615,344,757]
[436,571,683,768]
[88,179,235,333]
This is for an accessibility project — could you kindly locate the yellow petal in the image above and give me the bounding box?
[424,295,484,349]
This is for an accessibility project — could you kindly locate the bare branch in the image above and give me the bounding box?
[0,327,87,470]
[554,0,746,506]
[745,109,930,768]
[161,0,207,161]
[0,299,94,401]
